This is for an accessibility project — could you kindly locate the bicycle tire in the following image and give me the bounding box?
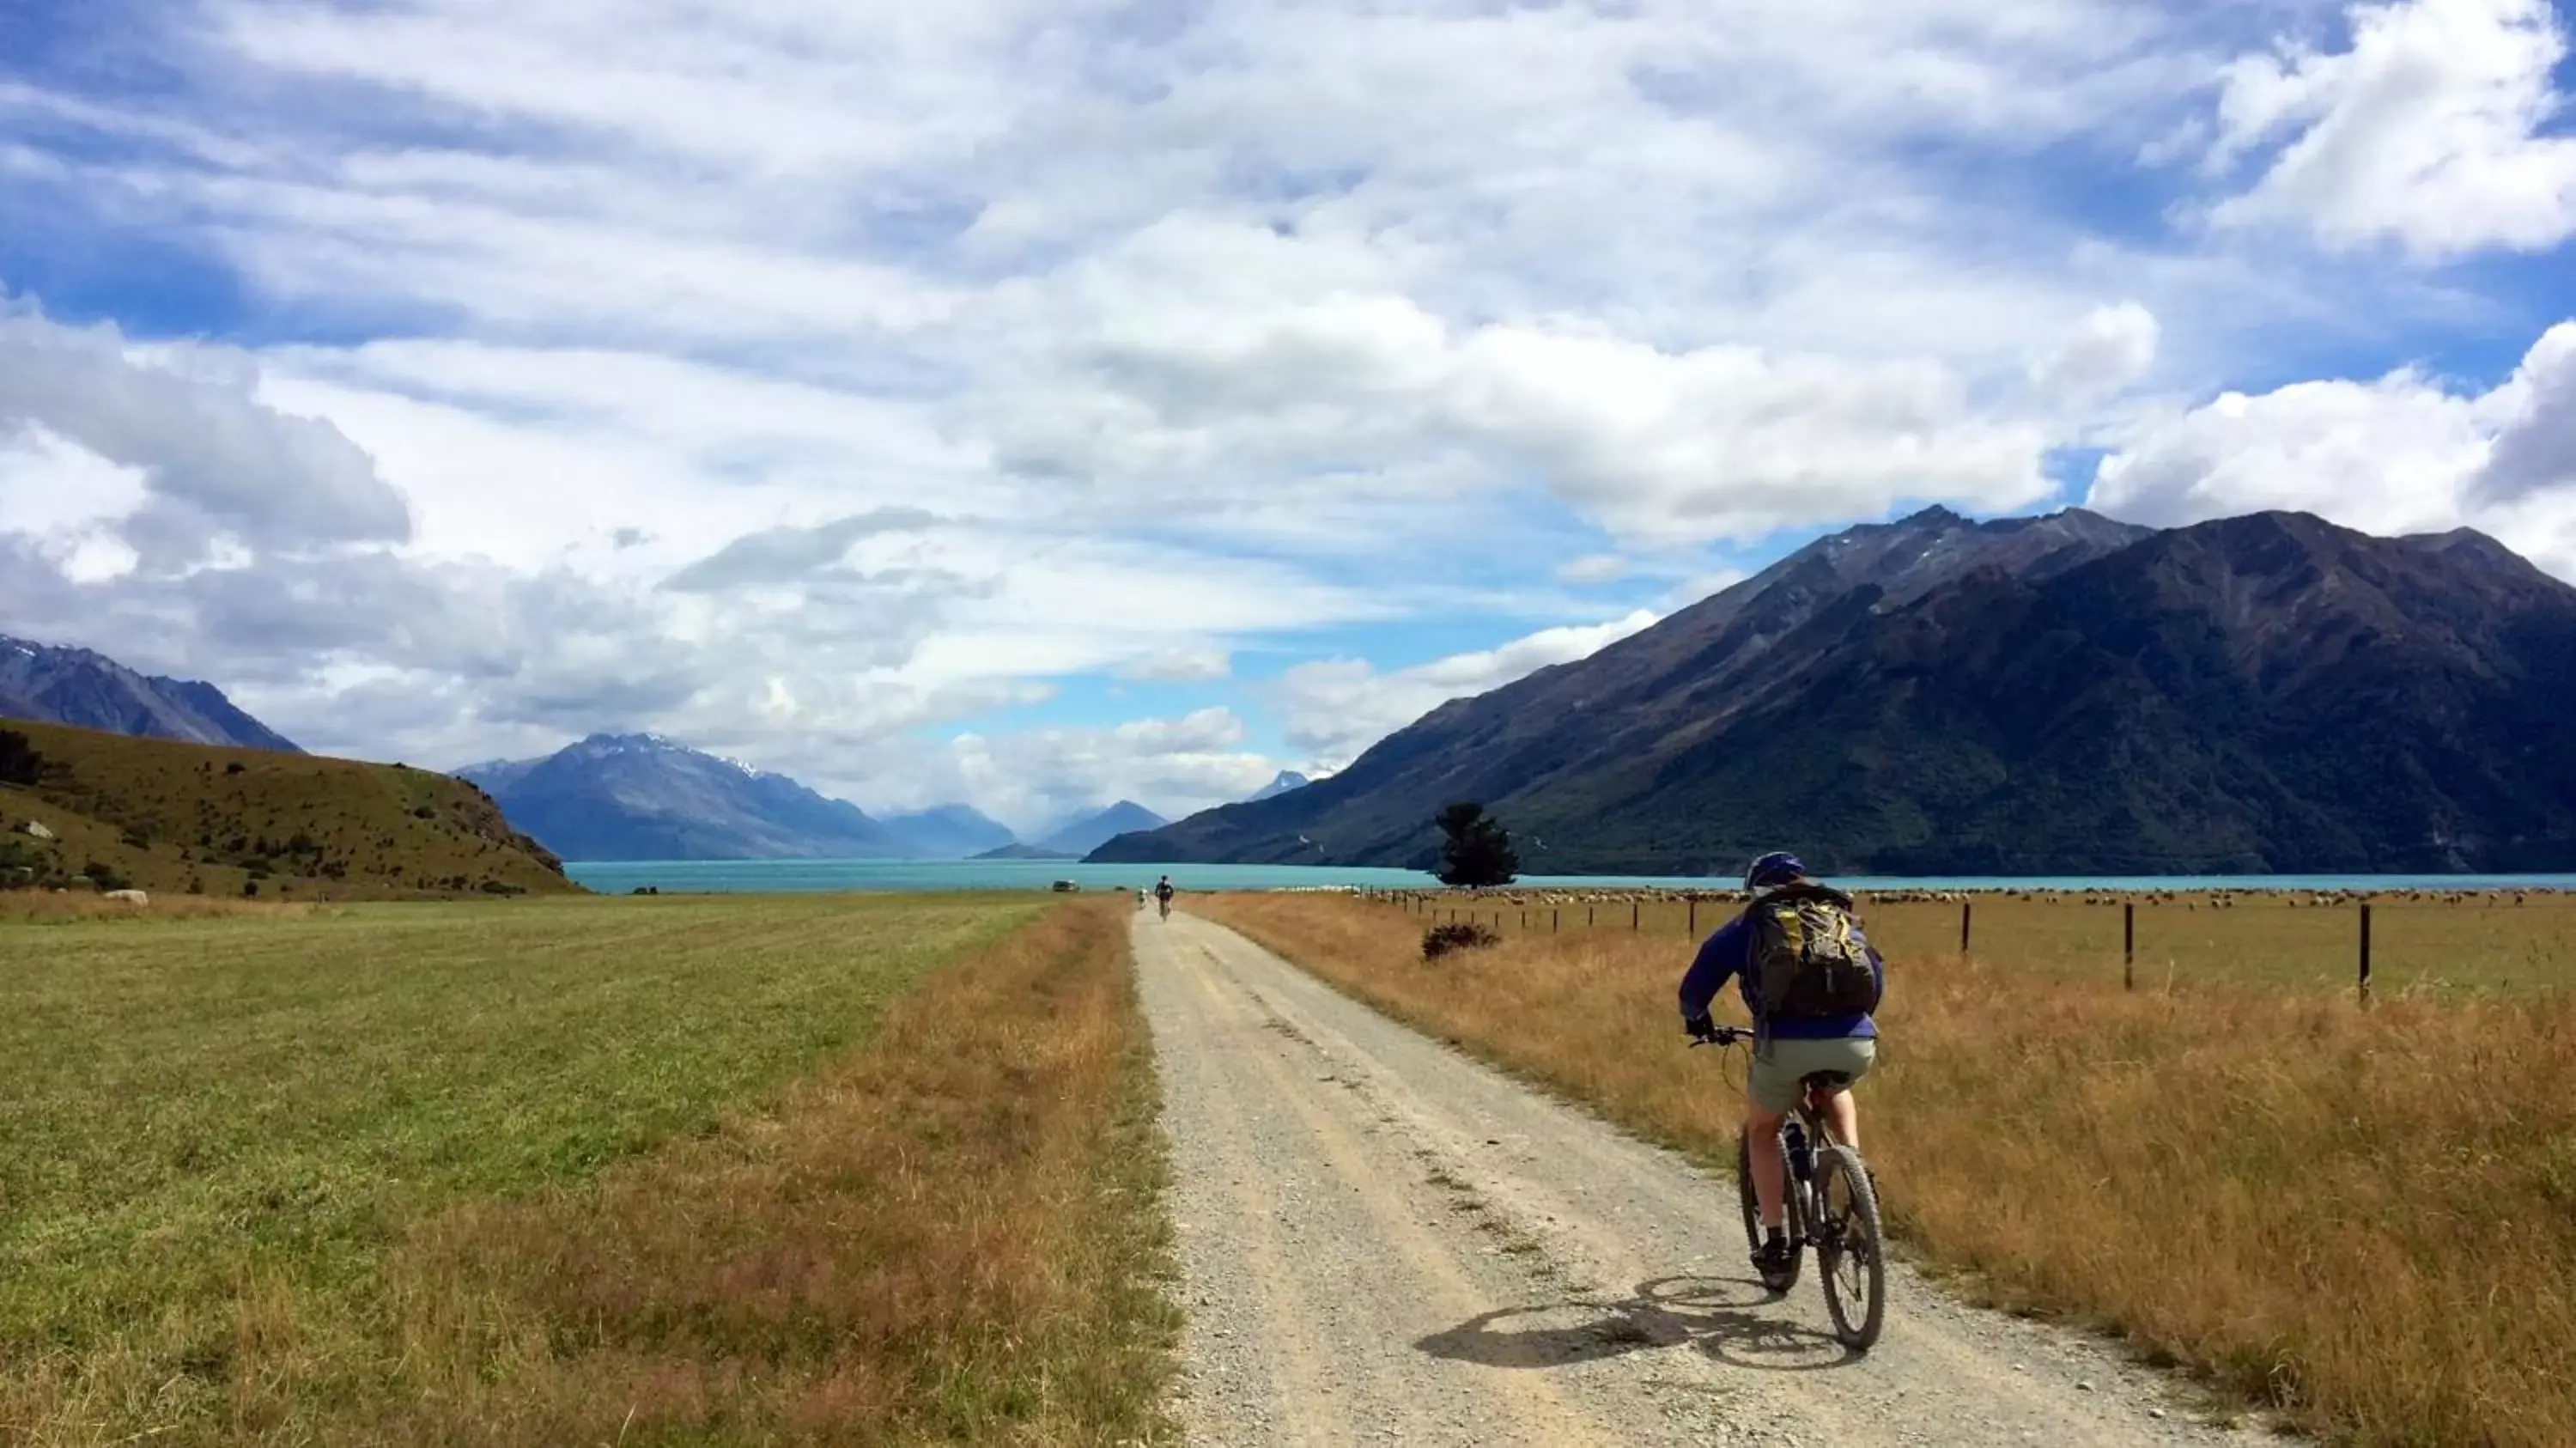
[1814,1144,1886,1350]
[1737,1128,1801,1293]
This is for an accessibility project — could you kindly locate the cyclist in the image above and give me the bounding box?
[1154,874,1176,920]
[1680,851,1884,1278]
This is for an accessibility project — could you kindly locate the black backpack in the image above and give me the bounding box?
[1747,883,1881,1020]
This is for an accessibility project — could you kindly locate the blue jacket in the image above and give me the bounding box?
[1679,909,1883,1040]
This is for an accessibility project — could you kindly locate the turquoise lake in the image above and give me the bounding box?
[562,858,2576,896]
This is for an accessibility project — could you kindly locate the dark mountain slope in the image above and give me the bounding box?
[1095,507,2152,867]
[1098,509,2576,873]
[0,636,301,751]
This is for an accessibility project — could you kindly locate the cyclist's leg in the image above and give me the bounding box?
[1821,1037,1877,1149]
[1744,1047,1805,1232]
[1745,1101,1790,1231]
[1821,1090,1860,1153]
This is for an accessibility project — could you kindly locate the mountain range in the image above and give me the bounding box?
[1093,508,2576,874]
[879,804,1018,858]
[454,737,1182,863]
[1037,800,1170,856]
[455,734,907,861]
[0,635,301,752]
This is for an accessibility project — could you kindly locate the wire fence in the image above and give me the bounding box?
[1352,886,2576,997]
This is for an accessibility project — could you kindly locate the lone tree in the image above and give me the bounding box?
[1435,802,1520,888]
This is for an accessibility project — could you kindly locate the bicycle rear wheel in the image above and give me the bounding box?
[1736,1129,1801,1293]
[1814,1144,1886,1350]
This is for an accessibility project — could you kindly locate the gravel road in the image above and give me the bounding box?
[1136,909,2287,1448]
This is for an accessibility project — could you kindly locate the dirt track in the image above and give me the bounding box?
[1134,909,2283,1448]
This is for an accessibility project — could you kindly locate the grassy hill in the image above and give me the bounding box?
[0,719,575,900]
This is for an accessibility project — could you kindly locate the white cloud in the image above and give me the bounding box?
[2206,0,2576,258]
[1556,554,1632,587]
[2032,301,2161,403]
[0,306,410,568]
[1117,647,1234,682]
[659,508,945,593]
[931,707,1282,831]
[2087,318,2576,573]
[983,222,2064,544]
[1272,609,1662,770]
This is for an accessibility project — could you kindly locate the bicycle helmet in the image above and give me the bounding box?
[1744,850,1807,897]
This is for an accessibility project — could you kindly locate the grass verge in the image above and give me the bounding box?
[1199,891,2576,1448]
[3,894,1175,1445]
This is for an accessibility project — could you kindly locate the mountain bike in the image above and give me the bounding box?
[1693,1025,1886,1351]
[1157,893,1173,922]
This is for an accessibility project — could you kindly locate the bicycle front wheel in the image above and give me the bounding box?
[1814,1144,1886,1350]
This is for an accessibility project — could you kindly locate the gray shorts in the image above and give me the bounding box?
[1748,1036,1876,1114]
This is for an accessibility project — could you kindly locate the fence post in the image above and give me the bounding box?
[2359,902,2373,1006]
[1552,908,1560,934]
[1959,900,1973,955]
[1631,901,1640,932]
[1588,903,1595,928]
[2123,902,2136,991]
[1688,897,1698,936]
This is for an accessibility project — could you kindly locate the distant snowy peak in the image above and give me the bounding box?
[1246,770,1311,802]
[562,732,763,776]
[0,633,301,752]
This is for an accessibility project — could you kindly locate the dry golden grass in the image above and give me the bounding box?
[362,897,1176,1447]
[1201,891,2576,1448]
[3,895,1175,1446]
[1394,888,2576,993]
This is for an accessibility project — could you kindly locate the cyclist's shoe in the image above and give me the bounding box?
[1751,1236,1795,1277]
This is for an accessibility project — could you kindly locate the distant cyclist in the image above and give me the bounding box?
[1680,851,1884,1278]
[1155,874,1176,921]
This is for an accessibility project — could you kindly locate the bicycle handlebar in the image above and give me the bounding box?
[1689,1025,1755,1048]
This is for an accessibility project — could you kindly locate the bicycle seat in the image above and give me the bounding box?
[1801,1071,1854,1091]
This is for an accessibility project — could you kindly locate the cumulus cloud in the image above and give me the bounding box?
[2087,319,2576,572]
[936,707,1283,831]
[988,235,2061,544]
[2205,0,2576,258]
[2471,323,2576,504]
[1272,611,1662,770]
[2032,302,2161,403]
[0,305,410,567]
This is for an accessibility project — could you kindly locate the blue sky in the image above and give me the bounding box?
[4,0,2576,830]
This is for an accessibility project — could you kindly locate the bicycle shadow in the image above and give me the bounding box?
[1415,1275,1859,1375]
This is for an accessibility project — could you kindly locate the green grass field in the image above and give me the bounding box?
[0,892,1163,1445]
